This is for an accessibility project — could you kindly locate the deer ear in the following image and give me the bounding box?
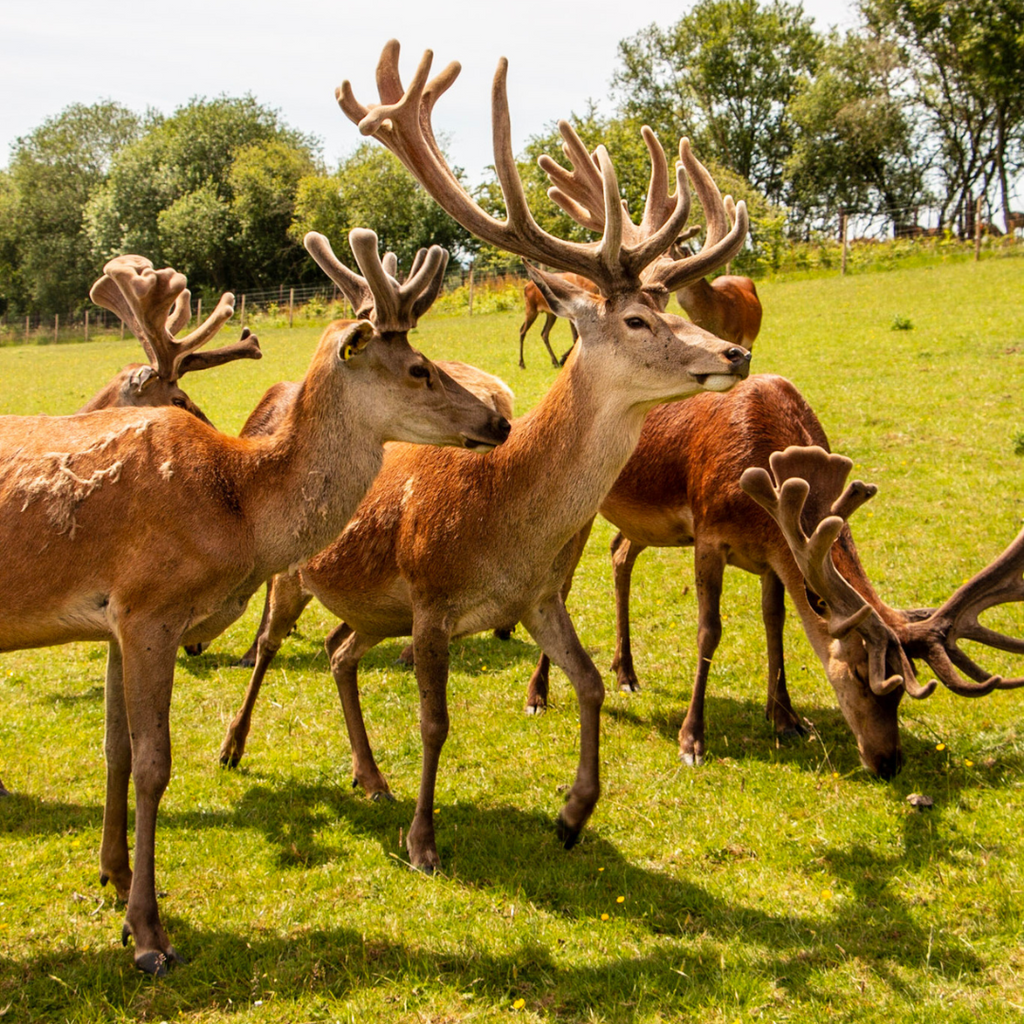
[524,263,599,321]
[337,320,375,363]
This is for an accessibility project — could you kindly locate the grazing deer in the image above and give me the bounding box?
[524,381,1024,776]
[0,234,510,973]
[517,272,597,369]
[217,40,751,874]
[673,248,762,348]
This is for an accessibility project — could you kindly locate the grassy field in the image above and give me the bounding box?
[1,257,1023,1022]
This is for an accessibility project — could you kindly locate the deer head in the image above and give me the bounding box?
[303,227,510,450]
[741,445,1024,776]
[84,255,260,424]
[337,41,752,407]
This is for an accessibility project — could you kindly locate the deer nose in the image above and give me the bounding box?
[724,346,751,365]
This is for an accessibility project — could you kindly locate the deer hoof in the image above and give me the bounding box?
[369,790,396,803]
[618,680,640,693]
[524,704,546,716]
[556,815,582,850]
[135,946,182,976]
[679,751,704,767]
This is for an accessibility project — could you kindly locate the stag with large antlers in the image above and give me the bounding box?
[0,230,510,973]
[524,376,1024,776]
[214,41,750,874]
[0,257,262,799]
[79,255,262,421]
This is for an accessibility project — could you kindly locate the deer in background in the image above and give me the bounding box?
[0,236,510,974]
[524,378,1024,776]
[0,259,263,800]
[216,41,751,875]
[78,257,262,422]
[517,271,597,368]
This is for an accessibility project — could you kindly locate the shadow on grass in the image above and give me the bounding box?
[0,784,988,1022]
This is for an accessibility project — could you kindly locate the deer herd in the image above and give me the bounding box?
[1,40,1022,974]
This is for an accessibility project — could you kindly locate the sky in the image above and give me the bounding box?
[1,0,861,186]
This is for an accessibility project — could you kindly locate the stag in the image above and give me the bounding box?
[216,41,750,874]
[0,259,262,800]
[226,246,515,672]
[79,256,262,423]
[525,383,1024,776]
[0,234,510,973]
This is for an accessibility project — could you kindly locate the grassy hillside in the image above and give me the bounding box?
[1,257,1023,1022]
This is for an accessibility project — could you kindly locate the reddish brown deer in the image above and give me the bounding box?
[79,256,262,423]
[523,378,1024,776]
[0,260,262,800]
[674,272,762,348]
[216,41,751,874]
[517,272,597,368]
[0,235,510,973]
[226,244,515,672]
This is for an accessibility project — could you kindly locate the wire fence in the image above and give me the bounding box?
[1,224,1020,346]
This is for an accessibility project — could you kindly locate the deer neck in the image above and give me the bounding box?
[240,370,385,577]
[495,350,654,546]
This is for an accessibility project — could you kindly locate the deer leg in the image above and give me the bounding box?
[609,532,647,693]
[558,320,579,365]
[679,542,726,766]
[326,622,392,800]
[518,310,538,369]
[219,570,311,767]
[762,570,803,736]
[522,594,604,849]
[526,520,595,713]
[117,629,180,975]
[99,640,133,901]
[540,313,561,367]
[235,583,271,668]
[405,614,452,871]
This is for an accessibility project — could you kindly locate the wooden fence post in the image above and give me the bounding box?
[196,297,202,327]
[240,294,246,329]
[54,314,59,344]
[25,316,29,340]
[468,262,475,316]
[974,195,984,261]
[289,287,294,328]
[84,310,89,342]
[841,211,849,276]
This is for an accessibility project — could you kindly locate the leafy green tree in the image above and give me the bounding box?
[786,30,930,232]
[4,101,142,314]
[862,0,1024,232]
[612,0,822,204]
[290,143,473,276]
[86,96,317,290]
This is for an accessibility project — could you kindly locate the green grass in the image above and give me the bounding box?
[2,257,1024,1022]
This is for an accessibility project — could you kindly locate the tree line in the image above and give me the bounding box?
[1,0,1021,319]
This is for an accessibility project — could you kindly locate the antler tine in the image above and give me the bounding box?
[339,41,690,296]
[899,525,1024,695]
[643,140,749,293]
[304,231,374,319]
[177,327,262,376]
[539,122,608,233]
[740,446,905,696]
[382,251,400,278]
[91,256,235,380]
[348,228,449,333]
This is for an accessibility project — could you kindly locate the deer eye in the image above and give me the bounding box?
[409,364,430,380]
[172,397,188,409]
[625,317,647,330]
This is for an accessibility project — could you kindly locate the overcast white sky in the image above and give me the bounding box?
[1,0,860,185]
